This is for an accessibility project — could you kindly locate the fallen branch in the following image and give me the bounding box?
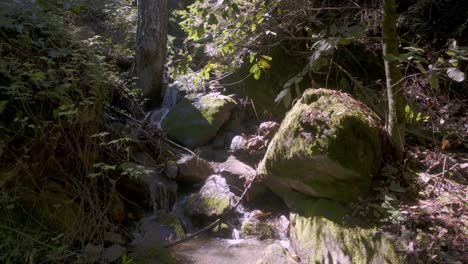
[164,172,260,248]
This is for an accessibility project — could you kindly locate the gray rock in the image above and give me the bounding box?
[164,160,178,179]
[118,162,177,210]
[102,244,126,263]
[230,135,247,152]
[162,94,237,148]
[186,175,237,217]
[217,156,256,194]
[176,155,213,183]
[257,121,280,140]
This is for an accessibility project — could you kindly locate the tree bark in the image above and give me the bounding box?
[383,0,406,161]
[136,0,168,108]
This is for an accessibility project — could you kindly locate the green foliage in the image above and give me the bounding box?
[171,0,278,81]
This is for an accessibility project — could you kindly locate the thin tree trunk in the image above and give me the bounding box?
[136,0,168,108]
[383,0,406,161]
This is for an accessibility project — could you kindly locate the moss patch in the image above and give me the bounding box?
[158,212,185,239]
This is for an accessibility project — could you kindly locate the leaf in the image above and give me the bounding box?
[415,62,426,74]
[429,74,439,90]
[196,25,205,39]
[447,67,465,82]
[251,23,257,32]
[260,55,272,60]
[208,14,218,25]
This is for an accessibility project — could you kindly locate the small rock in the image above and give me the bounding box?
[164,160,178,179]
[217,156,256,194]
[177,155,213,183]
[246,136,266,152]
[102,244,126,263]
[258,121,279,140]
[230,135,247,152]
[84,243,103,263]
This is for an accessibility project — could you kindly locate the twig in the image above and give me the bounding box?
[164,172,260,248]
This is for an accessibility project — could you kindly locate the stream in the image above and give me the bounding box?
[129,83,295,263]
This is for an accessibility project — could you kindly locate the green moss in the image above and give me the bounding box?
[241,221,274,240]
[258,89,382,202]
[290,214,404,264]
[159,213,185,239]
[201,196,229,215]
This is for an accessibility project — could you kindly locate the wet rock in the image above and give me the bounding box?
[162,93,237,148]
[84,243,103,263]
[176,154,213,183]
[257,121,279,140]
[186,175,237,218]
[118,162,177,211]
[290,213,404,264]
[241,211,274,240]
[256,243,299,264]
[258,89,383,202]
[102,244,126,263]
[163,160,178,179]
[158,212,186,240]
[217,156,256,194]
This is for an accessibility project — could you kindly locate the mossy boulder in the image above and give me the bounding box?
[162,93,237,148]
[258,88,382,202]
[290,214,404,264]
[186,175,236,218]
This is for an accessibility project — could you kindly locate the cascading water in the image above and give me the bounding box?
[144,82,179,129]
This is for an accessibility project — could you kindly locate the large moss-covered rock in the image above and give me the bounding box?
[290,214,404,264]
[258,89,382,202]
[162,93,237,148]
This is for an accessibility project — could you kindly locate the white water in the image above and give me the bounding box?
[145,82,179,129]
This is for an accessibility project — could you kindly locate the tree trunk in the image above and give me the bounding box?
[383,0,406,161]
[136,0,168,108]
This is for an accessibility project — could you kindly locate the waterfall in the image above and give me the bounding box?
[145,82,179,129]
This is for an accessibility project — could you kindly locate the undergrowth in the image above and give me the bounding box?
[0,1,144,262]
